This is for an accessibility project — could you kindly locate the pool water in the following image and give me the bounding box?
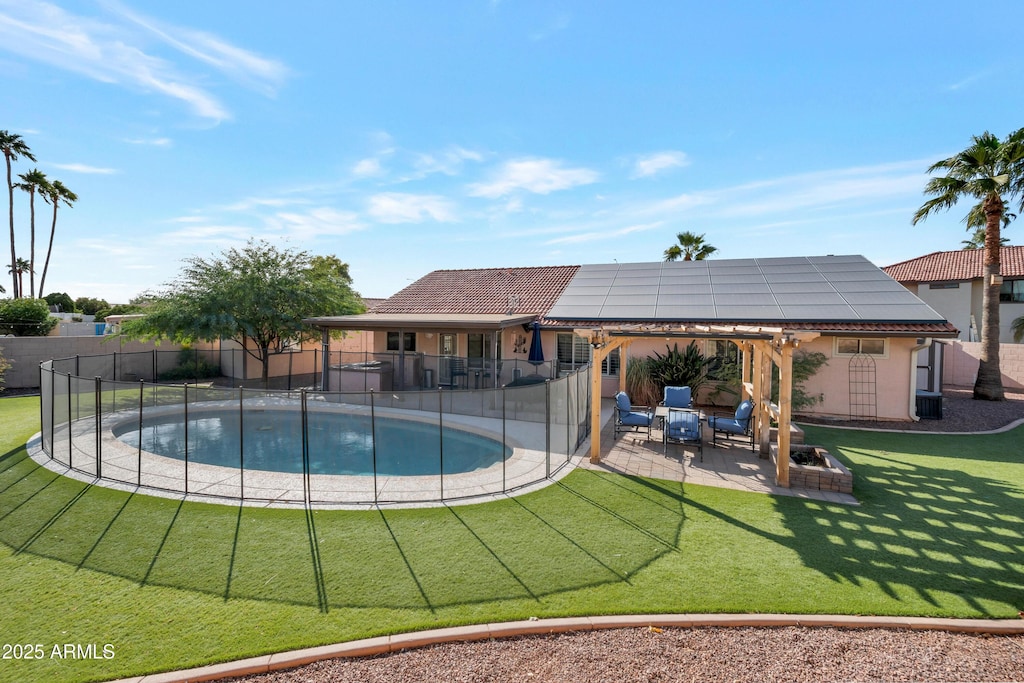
[113,409,510,476]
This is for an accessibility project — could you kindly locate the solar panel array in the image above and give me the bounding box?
[545,255,946,323]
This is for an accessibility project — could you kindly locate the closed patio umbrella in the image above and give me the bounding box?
[528,321,544,366]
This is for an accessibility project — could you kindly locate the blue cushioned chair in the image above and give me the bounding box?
[707,399,755,450]
[614,391,653,438]
[663,408,702,460]
[661,385,692,410]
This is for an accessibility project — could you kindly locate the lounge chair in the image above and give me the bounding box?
[663,407,702,460]
[707,399,755,450]
[614,391,653,438]
[661,385,692,410]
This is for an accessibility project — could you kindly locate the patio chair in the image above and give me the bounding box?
[614,391,653,438]
[707,399,755,450]
[663,407,702,460]
[661,385,692,410]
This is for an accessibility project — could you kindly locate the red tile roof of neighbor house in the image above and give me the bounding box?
[883,245,1024,283]
[374,265,580,316]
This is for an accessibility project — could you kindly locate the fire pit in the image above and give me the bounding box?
[769,443,853,493]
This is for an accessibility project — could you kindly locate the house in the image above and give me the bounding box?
[307,255,957,425]
[883,246,1024,343]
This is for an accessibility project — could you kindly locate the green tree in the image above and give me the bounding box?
[961,226,1010,250]
[1011,315,1024,343]
[38,179,77,298]
[43,291,74,313]
[913,129,1024,401]
[121,240,364,385]
[15,168,48,298]
[73,296,110,316]
[7,257,30,296]
[0,298,57,336]
[0,131,36,298]
[663,231,717,261]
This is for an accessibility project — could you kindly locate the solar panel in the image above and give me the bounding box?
[543,255,948,323]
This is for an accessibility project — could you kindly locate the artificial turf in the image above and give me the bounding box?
[0,396,1021,682]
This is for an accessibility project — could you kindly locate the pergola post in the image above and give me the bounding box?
[587,335,626,464]
[776,340,794,487]
[618,340,632,394]
[757,345,772,456]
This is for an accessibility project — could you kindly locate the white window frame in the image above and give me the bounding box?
[833,337,888,358]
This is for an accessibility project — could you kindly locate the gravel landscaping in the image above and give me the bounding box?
[234,626,1024,683]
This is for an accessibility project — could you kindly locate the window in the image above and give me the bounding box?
[467,333,500,368]
[557,333,591,373]
[929,282,960,290]
[706,340,739,381]
[556,332,618,375]
[439,333,456,355]
[835,337,886,356]
[386,331,416,352]
[1000,280,1024,303]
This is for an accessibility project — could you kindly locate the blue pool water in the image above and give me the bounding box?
[113,409,510,476]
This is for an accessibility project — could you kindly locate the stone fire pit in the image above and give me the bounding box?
[769,443,853,493]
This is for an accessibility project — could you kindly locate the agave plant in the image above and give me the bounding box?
[650,342,708,398]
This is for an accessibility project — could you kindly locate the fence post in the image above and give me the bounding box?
[370,390,378,504]
[183,383,189,495]
[138,380,144,487]
[67,374,73,469]
[95,376,103,479]
[438,387,444,501]
[501,385,506,491]
[301,389,309,506]
[239,387,245,501]
[545,380,551,478]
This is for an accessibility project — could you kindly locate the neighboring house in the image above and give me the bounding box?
[308,255,957,424]
[884,246,1024,343]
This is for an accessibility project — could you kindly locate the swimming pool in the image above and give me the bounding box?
[112,409,511,476]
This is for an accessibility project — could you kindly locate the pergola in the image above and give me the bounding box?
[578,323,819,488]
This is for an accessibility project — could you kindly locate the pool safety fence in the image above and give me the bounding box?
[38,355,592,506]
[42,348,560,392]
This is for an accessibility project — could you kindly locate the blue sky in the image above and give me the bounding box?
[2,1,1023,303]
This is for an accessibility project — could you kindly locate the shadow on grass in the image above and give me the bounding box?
[769,427,1024,615]
[0,456,688,611]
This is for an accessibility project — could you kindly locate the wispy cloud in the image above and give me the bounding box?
[124,136,172,147]
[946,69,994,92]
[51,162,117,174]
[0,0,288,122]
[368,193,458,223]
[632,151,689,178]
[529,12,571,41]
[411,146,484,177]
[468,158,599,198]
[352,157,385,178]
[545,221,664,245]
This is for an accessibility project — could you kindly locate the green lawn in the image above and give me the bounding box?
[0,395,1022,683]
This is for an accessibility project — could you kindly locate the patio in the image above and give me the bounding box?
[582,399,858,505]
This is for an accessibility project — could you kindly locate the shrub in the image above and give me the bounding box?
[625,356,660,407]
[0,345,10,392]
[650,342,708,397]
[159,348,221,382]
[0,298,57,336]
[772,350,829,411]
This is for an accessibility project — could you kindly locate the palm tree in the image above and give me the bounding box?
[912,129,1024,401]
[663,231,717,261]
[8,257,31,297]
[38,179,77,298]
[0,131,36,298]
[961,226,1009,250]
[15,169,48,298]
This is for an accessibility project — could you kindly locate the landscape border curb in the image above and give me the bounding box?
[106,614,1024,683]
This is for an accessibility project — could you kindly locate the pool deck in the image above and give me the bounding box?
[27,397,857,508]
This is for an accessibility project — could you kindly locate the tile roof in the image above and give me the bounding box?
[883,246,1024,283]
[374,265,580,316]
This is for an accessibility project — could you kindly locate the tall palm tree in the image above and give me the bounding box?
[663,231,717,261]
[38,179,77,298]
[0,131,36,298]
[912,128,1024,401]
[960,226,1009,250]
[15,168,48,298]
[8,257,31,297]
